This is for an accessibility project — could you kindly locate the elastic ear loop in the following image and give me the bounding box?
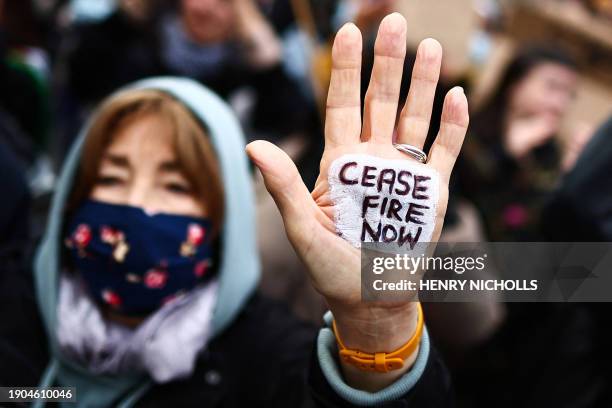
[332,302,424,373]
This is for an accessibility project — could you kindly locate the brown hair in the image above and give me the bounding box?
[68,89,224,236]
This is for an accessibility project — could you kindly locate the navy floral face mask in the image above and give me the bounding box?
[65,200,215,316]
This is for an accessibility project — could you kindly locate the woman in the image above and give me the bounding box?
[449,48,606,408]
[457,46,579,241]
[2,14,470,406]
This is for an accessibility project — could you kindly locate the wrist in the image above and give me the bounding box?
[234,0,264,38]
[329,301,419,353]
[233,1,281,67]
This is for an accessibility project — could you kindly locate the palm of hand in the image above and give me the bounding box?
[247,14,468,309]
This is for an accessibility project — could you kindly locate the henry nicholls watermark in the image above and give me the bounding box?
[361,242,612,302]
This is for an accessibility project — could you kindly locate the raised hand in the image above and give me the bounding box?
[233,0,282,67]
[247,13,468,390]
[504,113,559,159]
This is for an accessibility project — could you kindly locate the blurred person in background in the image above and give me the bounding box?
[0,0,56,230]
[0,14,471,406]
[450,116,612,408]
[0,0,51,158]
[542,115,612,406]
[456,46,583,241]
[65,0,313,146]
[0,0,52,371]
[447,49,607,408]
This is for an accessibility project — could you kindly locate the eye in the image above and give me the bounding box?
[165,182,192,194]
[96,175,123,186]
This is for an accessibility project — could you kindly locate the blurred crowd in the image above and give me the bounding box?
[1,0,612,406]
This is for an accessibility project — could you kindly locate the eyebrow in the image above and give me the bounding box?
[102,153,130,168]
[102,153,182,174]
[159,161,181,173]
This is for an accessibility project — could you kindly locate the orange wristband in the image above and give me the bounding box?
[332,303,424,373]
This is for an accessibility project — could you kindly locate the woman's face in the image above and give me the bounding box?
[180,0,235,44]
[90,114,207,218]
[508,62,578,122]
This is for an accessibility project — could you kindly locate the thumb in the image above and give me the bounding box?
[246,140,314,232]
